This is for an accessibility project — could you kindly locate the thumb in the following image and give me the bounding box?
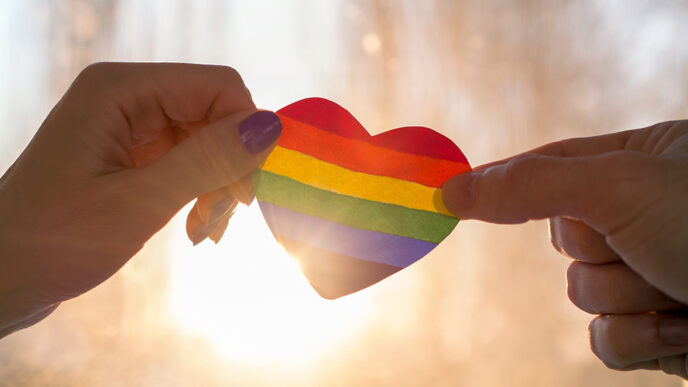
[132,110,282,210]
[441,151,652,229]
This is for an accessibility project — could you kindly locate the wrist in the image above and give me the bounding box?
[0,215,55,335]
[0,254,59,337]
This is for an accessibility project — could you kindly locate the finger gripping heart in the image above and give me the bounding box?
[253,97,470,299]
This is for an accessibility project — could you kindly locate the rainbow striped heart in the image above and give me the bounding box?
[253,98,470,299]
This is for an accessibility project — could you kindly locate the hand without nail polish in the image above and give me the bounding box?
[442,171,480,215]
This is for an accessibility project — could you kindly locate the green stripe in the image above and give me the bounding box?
[253,170,458,244]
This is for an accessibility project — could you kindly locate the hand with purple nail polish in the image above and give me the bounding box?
[442,121,688,378]
[0,63,282,338]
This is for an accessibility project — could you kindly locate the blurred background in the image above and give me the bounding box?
[1,0,687,386]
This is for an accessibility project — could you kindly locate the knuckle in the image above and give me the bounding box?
[502,153,540,185]
[598,152,660,208]
[502,153,553,196]
[588,316,629,370]
[211,65,244,86]
[205,65,253,109]
[606,152,659,188]
[72,62,120,95]
[501,153,541,196]
[484,153,549,222]
[648,119,681,134]
[76,62,114,83]
[548,139,568,156]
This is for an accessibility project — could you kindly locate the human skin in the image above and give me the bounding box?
[442,120,688,378]
[0,62,281,338]
[2,63,686,381]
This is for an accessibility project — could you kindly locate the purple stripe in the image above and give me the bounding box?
[259,201,437,268]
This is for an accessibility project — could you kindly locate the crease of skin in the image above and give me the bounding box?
[606,199,685,302]
[631,121,674,154]
[129,119,206,163]
[650,123,679,155]
[603,191,662,239]
[173,119,207,135]
[649,122,687,156]
[0,303,60,338]
[625,121,688,156]
[475,121,685,175]
[130,125,165,147]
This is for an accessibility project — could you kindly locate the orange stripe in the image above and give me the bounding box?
[276,114,470,188]
[277,97,468,162]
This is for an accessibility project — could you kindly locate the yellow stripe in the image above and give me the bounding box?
[262,146,454,216]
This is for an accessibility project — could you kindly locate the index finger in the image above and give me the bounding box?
[442,150,657,233]
[472,120,683,173]
[472,128,637,172]
[442,121,675,228]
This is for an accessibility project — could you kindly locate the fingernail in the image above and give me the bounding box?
[246,187,256,204]
[442,171,480,215]
[209,227,226,244]
[190,224,212,246]
[659,318,688,345]
[208,197,237,224]
[239,111,282,154]
[209,214,233,244]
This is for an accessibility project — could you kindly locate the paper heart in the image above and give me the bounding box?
[253,98,470,299]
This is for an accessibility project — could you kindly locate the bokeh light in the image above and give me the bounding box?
[1,1,687,386]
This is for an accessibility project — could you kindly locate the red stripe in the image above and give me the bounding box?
[275,114,470,188]
[277,97,468,163]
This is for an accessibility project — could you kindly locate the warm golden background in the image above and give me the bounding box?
[1,1,687,386]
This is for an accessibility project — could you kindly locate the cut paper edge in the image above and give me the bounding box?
[263,146,454,216]
[277,97,469,163]
[260,201,437,267]
[254,170,459,244]
[274,114,470,188]
[278,235,403,299]
[253,97,470,299]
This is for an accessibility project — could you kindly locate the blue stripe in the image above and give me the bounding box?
[259,201,437,268]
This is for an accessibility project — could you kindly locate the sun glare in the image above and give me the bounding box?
[166,202,373,367]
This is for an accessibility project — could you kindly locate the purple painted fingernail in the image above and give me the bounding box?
[190,223,213,246]
[239,111,282,154]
